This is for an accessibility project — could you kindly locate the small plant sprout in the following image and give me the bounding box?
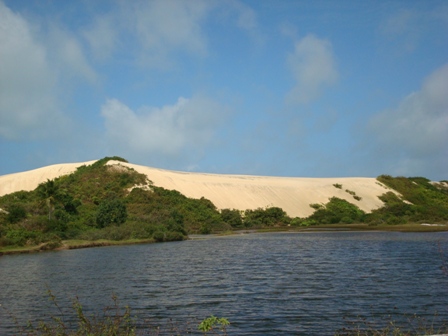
[198,315,230,335]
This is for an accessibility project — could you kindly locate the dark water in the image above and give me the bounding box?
[1,232,448,335]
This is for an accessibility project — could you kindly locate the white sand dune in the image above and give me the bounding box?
[0,161,96,197]
[0,160,391,217]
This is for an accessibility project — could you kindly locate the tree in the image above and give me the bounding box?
[96,199,127,228]
[37,179,58,220]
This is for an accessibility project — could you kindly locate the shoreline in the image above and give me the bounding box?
[1,223,447,256]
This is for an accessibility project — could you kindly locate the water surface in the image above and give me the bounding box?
[1,232,447,335]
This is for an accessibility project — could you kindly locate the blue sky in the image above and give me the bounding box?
[1,0,447,180]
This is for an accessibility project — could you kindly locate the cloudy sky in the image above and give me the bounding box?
[1,0,447,180]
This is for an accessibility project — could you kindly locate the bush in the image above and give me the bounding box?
[165,231,185,242]
[39,234,62,250]
[199,222,212,234]
[221,209,243,228]
[96,199,128,228]
[6,203,27,223]
[153,231,165,242]
[308,197,365,224]
[244,207,289,227]
[377,175,448,222]
[5,229,38,246]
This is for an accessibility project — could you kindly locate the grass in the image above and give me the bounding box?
[63,238,154,249]
[5,292,447,336]
[0,238,155,255]
[4,291,230,336]
[2,223,446,255]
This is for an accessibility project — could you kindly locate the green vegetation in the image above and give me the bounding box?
[304,175,448,227]
[10,291,230,335]
[96,199,127,228]
[0,157,298,251]
[306,197,365,225]
[1,160,447,252]
[242,206,289,228]
[365,175,448,225]
[7,291,446,335]
[0,157,233,250]
[198,315,230,335]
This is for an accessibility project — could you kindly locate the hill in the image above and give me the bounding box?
[0,157,447,251]
[1,159,390,218]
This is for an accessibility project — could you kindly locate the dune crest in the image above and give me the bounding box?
[0,160,390,217]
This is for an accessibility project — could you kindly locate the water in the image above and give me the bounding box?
[1,231,447,335]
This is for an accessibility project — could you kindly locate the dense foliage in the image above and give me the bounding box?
[302,176,448,226]
[0,157,234,248]
[368,175,448,224]
[305,197,366,225]
[1,161,447,250]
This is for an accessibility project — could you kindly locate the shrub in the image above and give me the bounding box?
[96,199,128,228]
[39,234,62,250]
[243,207,289,227]
[199,222,212,234]
[221,209,243,228]
[165,231,185,242]
[5,229,38,246]
[310,203,324,210]
[153,231,165,242]
[6,203,27,223]
[308,197,365,224]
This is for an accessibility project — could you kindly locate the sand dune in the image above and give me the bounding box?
[0,161,96,197]
[0,160,391,217]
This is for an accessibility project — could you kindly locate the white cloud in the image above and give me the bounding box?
[227,0,257,31]
[286,34,338,105]
[119,0,211,68]
[368,63,448,178]
[101,96,227,162]
[379,9,420,53]
[83,15,117,60]
[0,2,98,141]
[379,6,448,55]
[49,28,97,83]
[0,2,66,140]
[136,0,207,50]
[82,0,259,67]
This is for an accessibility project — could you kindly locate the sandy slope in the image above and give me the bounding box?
[0,160,391,217]
[0,161,96,197]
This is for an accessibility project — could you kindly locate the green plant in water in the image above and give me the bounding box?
[198,315,230,335]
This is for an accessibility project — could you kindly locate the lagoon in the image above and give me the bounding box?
[1,232,448,335]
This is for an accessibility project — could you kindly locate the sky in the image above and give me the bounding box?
[1,0,447,180]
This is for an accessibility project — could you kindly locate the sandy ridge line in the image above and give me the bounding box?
[0,160,391,217]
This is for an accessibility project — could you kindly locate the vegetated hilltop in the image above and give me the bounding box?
[0,157,447,251]
[2,159,394,218]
